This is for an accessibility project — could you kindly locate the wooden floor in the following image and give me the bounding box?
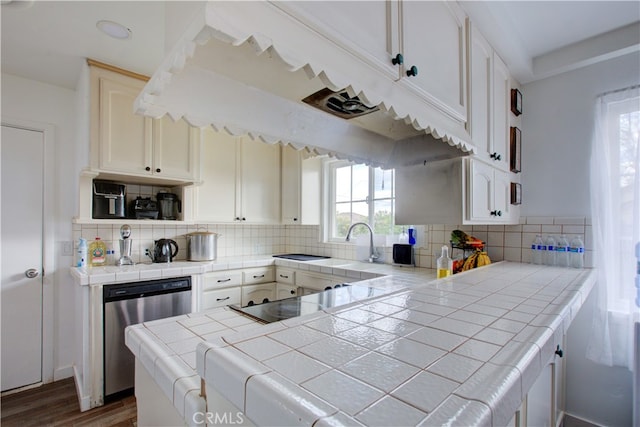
[1,378,136,427]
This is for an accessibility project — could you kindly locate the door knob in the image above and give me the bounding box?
[25,268,39,279]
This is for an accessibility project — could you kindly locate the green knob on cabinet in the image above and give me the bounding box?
[392,53,404,66]
[406,65,418,77]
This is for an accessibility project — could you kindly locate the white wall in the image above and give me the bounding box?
[522,51,639,426]
[1,73,81,381]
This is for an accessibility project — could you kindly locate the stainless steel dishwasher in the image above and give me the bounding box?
[103,276,192,399]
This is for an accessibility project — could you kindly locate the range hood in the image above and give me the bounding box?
[135,1,476,168]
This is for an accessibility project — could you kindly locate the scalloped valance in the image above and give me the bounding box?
[134,1,476,168]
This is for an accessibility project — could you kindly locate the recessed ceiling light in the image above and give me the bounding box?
[96,20,131,40]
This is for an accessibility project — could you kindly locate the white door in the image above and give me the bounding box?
[1,125,44,391]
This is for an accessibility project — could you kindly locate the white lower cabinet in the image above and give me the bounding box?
[275,283,298,300]
[516,340,565,427]
[242,283,276,306]
[243,267,275,285]
[275,267,295,285]
[202,286,242,310]
[201,271,244,311]
[295,271,348,292]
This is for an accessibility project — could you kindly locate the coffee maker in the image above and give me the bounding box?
[156,192,181,220]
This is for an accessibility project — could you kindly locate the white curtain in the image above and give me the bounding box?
[588,85,640,370]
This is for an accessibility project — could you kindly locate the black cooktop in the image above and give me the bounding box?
[272,254,330,261]
[229,284,388,323]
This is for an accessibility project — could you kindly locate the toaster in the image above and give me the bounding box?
[130,197,159,219]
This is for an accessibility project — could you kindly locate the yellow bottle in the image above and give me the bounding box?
[88,237,107,267]
[436,245,453,278]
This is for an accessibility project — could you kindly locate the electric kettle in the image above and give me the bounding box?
[149,239,179,263]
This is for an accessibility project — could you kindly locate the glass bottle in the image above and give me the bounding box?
[437,245,453,278]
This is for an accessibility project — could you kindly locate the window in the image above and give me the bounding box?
[327,161,401,241]
[588,85,639,369]
[600,94,639,309]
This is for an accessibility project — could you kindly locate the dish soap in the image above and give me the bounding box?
[436,245,453,279]
[88,237,107,267]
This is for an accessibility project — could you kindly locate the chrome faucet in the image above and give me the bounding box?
[345,222,379,263]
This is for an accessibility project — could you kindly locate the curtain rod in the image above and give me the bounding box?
[597,84,640,98]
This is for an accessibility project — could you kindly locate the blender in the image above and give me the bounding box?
[117,224,135,266]
[156,192,181,220]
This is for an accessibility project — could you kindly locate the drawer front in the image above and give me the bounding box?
[243,267,275,285]
[275,267,295,285]
[203,271,243,291]
[241,283,276,306]
[202,286,241,310]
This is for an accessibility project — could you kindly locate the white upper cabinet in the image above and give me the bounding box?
[492,52,511,171]
[195,129,281,224]
[395,157,518,225]
[467,158,513,222]
[468,23,492,160]
[468,23,510,171]
[399,1,467,121]
[152,117,200,181]
[240,138,281,224]
[277,0,466,123]
[194,128,238,223]
[90,64,200,183]
[278,1,400,80]
[281,145,321,225]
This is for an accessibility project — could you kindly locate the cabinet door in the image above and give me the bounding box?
[99,77,153,175]
[493,167,512,221]
[492,52,510,171]
[195,128,239,222]
[401,1,467,121]
[240,138,281,223]
[526,362,554,427]
[281,145,301,225]
[468,23,493,161]
[467,159,493,222]
[275,283,298,301]
[241,284,276,306]
[152,117,199,180]
[277,1,400,79]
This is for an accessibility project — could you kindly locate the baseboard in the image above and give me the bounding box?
[54,364,74,381]
[73,365,91,412]
[563,412,604,427]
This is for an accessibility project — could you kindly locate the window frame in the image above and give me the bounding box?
[324,159,398,243]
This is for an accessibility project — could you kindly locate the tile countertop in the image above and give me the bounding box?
[124,261,595,427]
[69,255,427,286]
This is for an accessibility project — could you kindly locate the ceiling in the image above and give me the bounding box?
[1,1,639,90]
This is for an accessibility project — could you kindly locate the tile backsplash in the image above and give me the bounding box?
[74,216,592,268]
